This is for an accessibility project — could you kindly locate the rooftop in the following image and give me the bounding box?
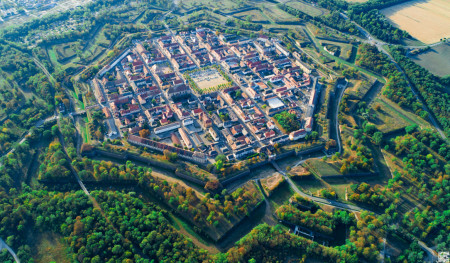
[267,97,285,109]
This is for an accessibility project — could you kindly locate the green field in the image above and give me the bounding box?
[30,232,71,263]
[259,4,299,23]
[54,43,77,62]
[320,40,354,61]
[234,10,268,23]
[305,158,342,177]
[370,96,432,133]
[267,181,294,213]
[281,0,328,17]
[178,0,244,12]
[409,43,450,77]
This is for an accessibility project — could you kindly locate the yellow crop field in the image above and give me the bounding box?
[381,0,450,44]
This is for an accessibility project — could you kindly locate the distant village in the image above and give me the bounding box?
[92,28,320,164]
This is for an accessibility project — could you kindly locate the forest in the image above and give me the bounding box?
[38,139,264,241]
[0,0,448,261]
[278,5,357,35]
[390,46,450,137]
[0,189,208,262]
[356,44,425,116]
[350,10,408,43]
[273,111,301,133]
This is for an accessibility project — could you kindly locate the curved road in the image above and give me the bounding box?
[271,161,369,213]
[340,12,447,140]
[0,238,20,263]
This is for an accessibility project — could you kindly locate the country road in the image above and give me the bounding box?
[339,12,447,141]
[271,161,367,213]
[0,238,20,263]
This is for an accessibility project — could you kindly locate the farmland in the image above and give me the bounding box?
[409,43,450,77]
[381,0,450,44]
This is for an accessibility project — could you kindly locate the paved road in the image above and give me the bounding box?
[0,238,20,263]
[339,13,447,141]
[418,241,439,263]
[271,161,367,213]
[334,80,347,154]
[57,117,92,198]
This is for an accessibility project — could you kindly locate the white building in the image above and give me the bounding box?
[154,122,181,134]
[289,129,307,140]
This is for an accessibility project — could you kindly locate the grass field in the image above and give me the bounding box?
[30,232,71,263]
[267,181,294,213]
[280,0,328,17]
[369,97,411,133]
[259,3,299,23]
[306,158,342,177]
[54,43,77,62]
[178,0,243,12]
[409,43,450,77]
[234,10,268,23]
[319,40,354,60]
[371,96,433,133]
[381,0,450,44]
[345,78,372,100]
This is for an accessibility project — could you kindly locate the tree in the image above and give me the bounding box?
[373,132,383,145]
[215,154,227,163]
[215,159,224,170]
[205,180,221,191]
[73,217,84,235]
[139,129,150,138]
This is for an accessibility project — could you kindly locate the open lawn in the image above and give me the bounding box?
[409,43,450,77]
[345,78,372,100]
[259,3,300,23]
[371,96,433,133]
[369,97,411,133]
[280,0,328,17]
[30,232,71,263]
[54,43,77,62]
[319,40,354,60]
[267,181,295,212]
[381,0,450,44]
[304,158,341,177]
[260,172,285,196]
[234,10,268,23]
[178,0,244,13]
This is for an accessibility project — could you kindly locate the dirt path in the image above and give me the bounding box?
[170,216,220,254]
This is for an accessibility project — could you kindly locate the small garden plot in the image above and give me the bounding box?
[185,66,232,94]
[260,172,285,197]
